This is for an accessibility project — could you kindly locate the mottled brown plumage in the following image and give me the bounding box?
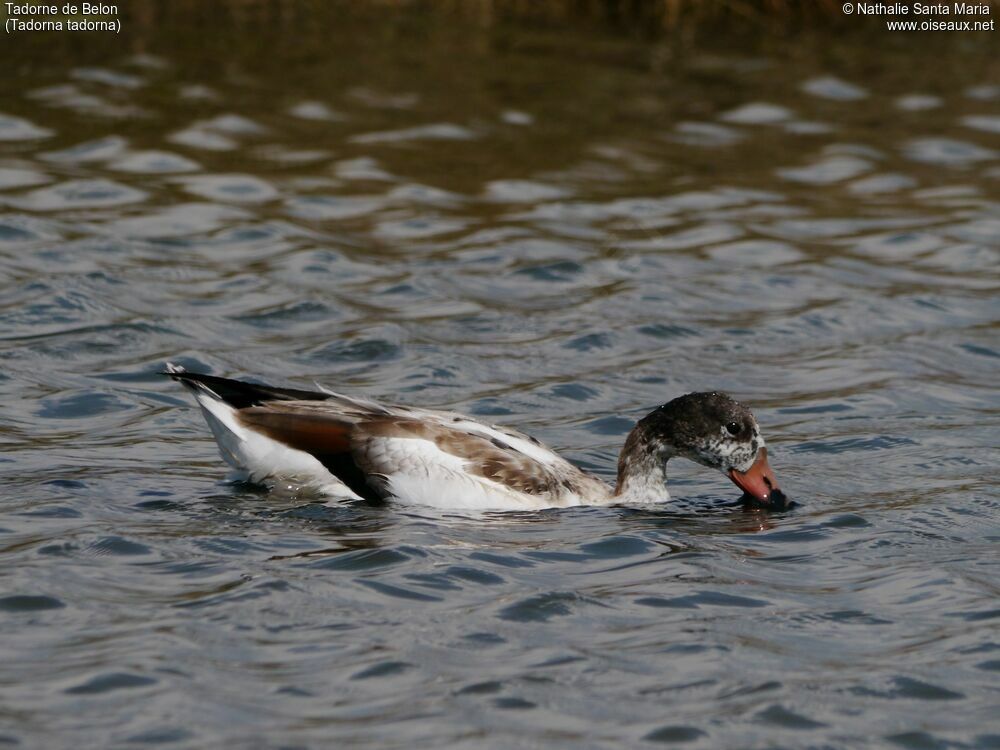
[231,397,607,504]
[166,365,785,510]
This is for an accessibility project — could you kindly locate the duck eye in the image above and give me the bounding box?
[725,422,740,436]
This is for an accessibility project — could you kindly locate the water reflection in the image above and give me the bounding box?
[0,4,997,749]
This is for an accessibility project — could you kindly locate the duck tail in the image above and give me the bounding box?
[162,363,331,409]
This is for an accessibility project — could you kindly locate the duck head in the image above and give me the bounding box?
[616,392,787,508]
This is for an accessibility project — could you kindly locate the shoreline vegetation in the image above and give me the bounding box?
[4,1,996,52]
[1,0,850,36]
[2,0,993,99]
[348,0,847,29]
[139,0,849,33]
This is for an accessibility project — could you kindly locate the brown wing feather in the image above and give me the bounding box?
[237,407,354,455]
[355,418,565,496]
[236,403,384,501]
[236,402,603,502]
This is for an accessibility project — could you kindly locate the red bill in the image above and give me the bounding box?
[728,447,783,505]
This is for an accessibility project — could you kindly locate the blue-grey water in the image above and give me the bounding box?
[1,5,998,748]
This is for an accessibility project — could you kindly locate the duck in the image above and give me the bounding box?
[164,363,786,511]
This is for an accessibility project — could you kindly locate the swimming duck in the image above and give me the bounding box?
[165,364,785,511]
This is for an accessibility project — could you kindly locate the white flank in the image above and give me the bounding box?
[386,472,556,511]
[364,435,574,511]
[185,384,361,499]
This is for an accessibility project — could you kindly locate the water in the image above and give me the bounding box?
[1,5,998,748]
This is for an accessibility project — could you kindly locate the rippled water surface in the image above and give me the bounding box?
[1,5,998,748]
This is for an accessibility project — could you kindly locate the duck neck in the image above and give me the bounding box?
[613,422,676,502]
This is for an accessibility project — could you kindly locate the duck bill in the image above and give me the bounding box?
[728,448,782,506]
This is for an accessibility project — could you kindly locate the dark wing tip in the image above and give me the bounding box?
[162,362,223,400]
[162,364,333,408]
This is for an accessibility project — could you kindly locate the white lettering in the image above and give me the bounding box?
[81,2,116,13]
[954,3,990,13]
[857,2,910,13]
[5,3,59,13]
[67,17,114,29]
[914,3,951,14]
[9,17,64,29]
